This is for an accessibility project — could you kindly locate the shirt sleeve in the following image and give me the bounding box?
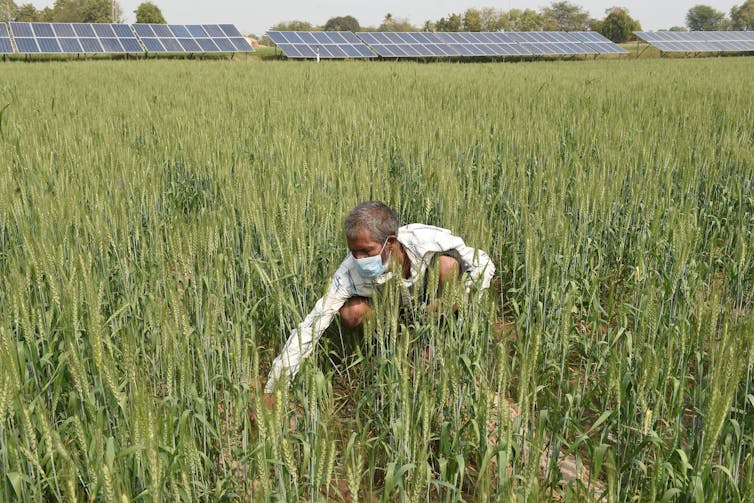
[454,239,495,299]
[424,227,495,299]
[264,270,352,393]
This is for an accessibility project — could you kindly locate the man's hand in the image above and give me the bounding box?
[249,392,276,426]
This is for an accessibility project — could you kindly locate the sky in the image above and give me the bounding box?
[27,1,744,35]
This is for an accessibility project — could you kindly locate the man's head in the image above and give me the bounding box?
[344,201,399,261]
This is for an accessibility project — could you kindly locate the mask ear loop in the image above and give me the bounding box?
[382,235,398,266]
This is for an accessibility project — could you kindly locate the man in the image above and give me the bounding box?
[263,200,495,395]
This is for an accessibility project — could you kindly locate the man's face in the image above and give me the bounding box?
[347,229,391,260]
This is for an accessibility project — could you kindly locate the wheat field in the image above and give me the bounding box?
[0,57,753,501]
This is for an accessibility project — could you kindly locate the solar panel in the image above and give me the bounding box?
[15,38,39,53]
[635,31,754,52]
[268,31,375,59]
[52,23,75,37]
[508,32,597,55]
[220,24,243,37]
[570,31,627,53]
[10,22,33,37]
[357,31,596,58]
[10,22,142,54]
[134,24,252,53]
[0,23,13,54]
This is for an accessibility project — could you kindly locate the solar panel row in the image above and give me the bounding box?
[10,22,142,53]
[268,30,626,59]
[356,32,531,57]
[0,23,13,54]
[634,31,754,53]
[267,31,375,59]
[132,24,252,53]
[3,22,253,54]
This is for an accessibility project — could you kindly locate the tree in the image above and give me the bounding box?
[1,0,17,21]
[39,6,54,21]
[479,7,504,31]
[135,2,165,24]
[686,5,726,30]
[323,15,360,32]
[589,18,603,33]
[668,26,688,31]
[600,7,641,43]
[377,16,416,32]
[506,9,544,31]
[48,0,122,23]
[16,3,38,21]
[541,1,592,31]
[463,8,482,31]
[81,0,121,22]
[270,20,316,31]
[435,13,462,32]
[731,0,754,30]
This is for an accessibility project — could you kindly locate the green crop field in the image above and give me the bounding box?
[1,58,753,502]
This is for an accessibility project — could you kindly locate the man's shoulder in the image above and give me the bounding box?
[398,224,462,256]
[333,254,356,276]
[399,223,452,234]
[399,223,453,242]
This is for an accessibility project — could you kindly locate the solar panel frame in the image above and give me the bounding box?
[635,31,754,52]
[178,38,201,52]
[133,24,155,37]
[0,23,12,54]
[15,38,40,53]
[99,37,124,52]
[159,38,184,52]
[73,23,96,37]
[134,23,250,53]
[113,24,133,38]
[202,24,225,37]
[52,23,76,37]
[152,24,173,38]
[187,25,208,37]
[10,22,33,37]
[79,38,104,52]
[569,32,627,54]
[4,21,247,55]
[59,38,83,53]
[220,24,243,37]
[196,38,221,52]
[38,37,62,52]
[214,38,236,52]
[268,31,375,59]
[32,23,55,37]
[141,38,165,52]
[296,32,315,44]
[278,43,302,57]
[341,44,362,58]
[93,24,115,37]
[230,37,252,51]
[169,24,191,38]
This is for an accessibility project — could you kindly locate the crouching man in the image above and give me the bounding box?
[263,200,495,400]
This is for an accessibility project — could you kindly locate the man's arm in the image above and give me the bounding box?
[456,243,495,298]
[264,275,351,393]
[437,233,495,299]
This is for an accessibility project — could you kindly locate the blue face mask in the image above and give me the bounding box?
[354,238,391,279]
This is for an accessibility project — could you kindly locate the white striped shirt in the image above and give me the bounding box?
[264,223,495,392]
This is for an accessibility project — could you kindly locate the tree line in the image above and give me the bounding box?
[0,0,167,24]
[270,1,754,44]
[1,1,752,41]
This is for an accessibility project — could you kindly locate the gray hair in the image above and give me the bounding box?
[344,201,399,243]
